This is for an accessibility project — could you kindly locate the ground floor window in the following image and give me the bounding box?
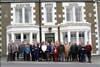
[8,32,38,44]
[63,31,86,44]
[8,34,11,42]
[33,33,37,42]
[79,32,85,44]
[63,32,68,43]
[15,33,21,44]
[71,32,77,44]
[23,33,29,43]
[45,33,55,43]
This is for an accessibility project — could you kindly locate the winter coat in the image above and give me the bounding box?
[18,44,25,53]
[53,46,59,59]
[41,44,47,52]
[8,43,17,53]
[47,45,52,52]
[86,44,92,53]
[34,46,39,55]
[78,45,82,54]
[30,45,35,54]
[24,45,30,54]
[80,46,86,55]
[70,45,78,54]
[64,43,70,57]
[59,45,65,54]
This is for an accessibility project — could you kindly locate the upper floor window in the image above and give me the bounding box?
[25,7,32,23]
[75,6,82,21]
[15,4,32,23]
[45,4,53,22]
[66,7,73,21]
[15,7,22,23]
[66,4,82,22]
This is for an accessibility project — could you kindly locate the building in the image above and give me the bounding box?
[0,0,100,56]
[97,0,100,55]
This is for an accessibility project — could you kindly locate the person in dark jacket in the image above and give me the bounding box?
[58,42,65,62]
[86,42,92,63]
[38,43,42,61]
[24,42,30,61]
[50,42,54,61]
[70,42,78,61]
[8,41,13,61]
[80,43,86,62]
[47,42,52,61]
[18,42,25,58]
[34,43,39,61]
[78,42,82,62]
[30,42,35,61]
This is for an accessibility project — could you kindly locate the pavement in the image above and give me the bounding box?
[0,55,100,67]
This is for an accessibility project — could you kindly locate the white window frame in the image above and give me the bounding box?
[41,2,57,25]
[63,2,85,23]
[11,3,35,24]
[45,3,53,23]
[66,4,82,23]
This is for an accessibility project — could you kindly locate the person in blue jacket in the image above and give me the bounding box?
[47,42,52,61]
[24,42,30,61]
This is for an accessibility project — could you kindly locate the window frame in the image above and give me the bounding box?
[14,4,33,24]
[65,4,83,23]
[45,3,53,23]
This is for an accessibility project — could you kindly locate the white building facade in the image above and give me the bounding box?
[6,2,100,55]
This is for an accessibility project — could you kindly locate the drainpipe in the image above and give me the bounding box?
[39,0,42,43]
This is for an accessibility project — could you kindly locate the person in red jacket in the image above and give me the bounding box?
[86,41,92,63]
[53,44,59,62]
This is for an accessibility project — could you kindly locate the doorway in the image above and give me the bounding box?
[45,33,55,43]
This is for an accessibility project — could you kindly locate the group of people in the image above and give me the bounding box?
[8,41,92,63]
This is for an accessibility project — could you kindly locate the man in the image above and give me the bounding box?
[12,42,17,61]
[8,40,13,61]
[18,42,25,59]
[80,43,86,62]
[38,43,42,61]
[34,43,39,61]
[24,42,30,61]
[77,42,82,62]
[58,42,65,62]
[70,42,78,61]
[86,42,92,63]
[30,42,35,61]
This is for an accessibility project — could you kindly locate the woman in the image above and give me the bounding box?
[53,44,59,62]
[64,42,70,62]
[41,42,47,61]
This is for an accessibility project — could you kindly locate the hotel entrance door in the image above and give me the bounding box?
[45,33,55,43]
